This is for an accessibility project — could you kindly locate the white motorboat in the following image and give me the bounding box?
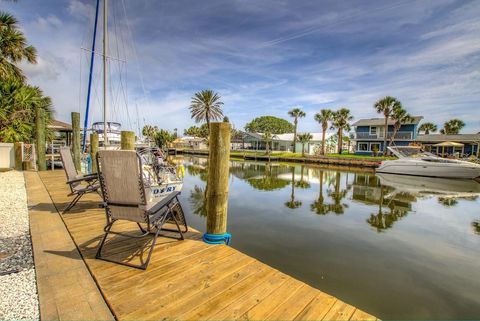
[376,146,480,179]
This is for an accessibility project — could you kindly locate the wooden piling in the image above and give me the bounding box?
[121,131,136,150]
[14,142,23,171]
[206,122,231,235]
[36,107,46,171]
[90,133,99,173]
[71,112,81,170]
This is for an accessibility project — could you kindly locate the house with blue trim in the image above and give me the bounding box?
[353,116,423,155]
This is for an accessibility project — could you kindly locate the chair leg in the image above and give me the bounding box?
[63,192,83,213]
[140,226,161,270]
[95,220,115,259]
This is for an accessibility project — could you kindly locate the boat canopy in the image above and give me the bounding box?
[387,146,434,158]
[432,141,464,147]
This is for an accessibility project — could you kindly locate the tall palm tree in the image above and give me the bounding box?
[0,12,37,80]
[331,108,353,154]
[440,119,465,135]
[388,105,413,147]
[314,109,333,155]
[288,107,306,153]
[417,122,437,135]
[297,133,313,157]
[189,90,224,135]
[374,96,401,154]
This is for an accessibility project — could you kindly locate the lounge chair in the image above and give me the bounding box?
[95,150,185,270]
[59,146,100,213]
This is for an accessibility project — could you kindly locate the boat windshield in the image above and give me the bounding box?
[387,146,435,158]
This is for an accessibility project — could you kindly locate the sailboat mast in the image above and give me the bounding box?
[103,0,108,147]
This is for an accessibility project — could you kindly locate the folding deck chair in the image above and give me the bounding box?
[59,146,100,213]
[95,150,185,270]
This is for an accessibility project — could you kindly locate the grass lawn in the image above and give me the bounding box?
[325,153,396,160]
[191,150,394,160]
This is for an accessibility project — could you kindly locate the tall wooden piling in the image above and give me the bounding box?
[90,133,99,173]
[35,107,46,171]
[121,131,135,150]
[206,122,231,235]
[14,142,23,171]
[71,112,81,170]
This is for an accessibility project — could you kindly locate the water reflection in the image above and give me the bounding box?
[184,156,480,233]
[179,156,480,319]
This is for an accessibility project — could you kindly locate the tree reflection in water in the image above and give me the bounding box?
[285,167,302,209]
[185,158,480,234]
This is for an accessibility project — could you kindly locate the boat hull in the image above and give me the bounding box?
[377,160,480,179]
[145,182,183,203]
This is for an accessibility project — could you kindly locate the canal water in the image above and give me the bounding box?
[176,155,480,319]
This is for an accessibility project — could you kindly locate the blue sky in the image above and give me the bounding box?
[4,0,480,134]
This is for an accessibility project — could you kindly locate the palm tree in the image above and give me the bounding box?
[189,90,224,135]
[417,122,437,135]
[388,105,413,147]
[440,119,465,135]
[331,108,353,154]
[0,78,52,143]
[297,133,313,157]
[374,96,401,154]
[288,107,306,153]
[142,125,157,144]
[0,12,37,80]
[314,109,333,155]
[263,131,272,155]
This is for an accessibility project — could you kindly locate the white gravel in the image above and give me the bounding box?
[0,171,39,321]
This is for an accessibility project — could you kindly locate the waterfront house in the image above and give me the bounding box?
[416,134,480,157]
[237,132,334,155]
[353,116,423,155]
[173,136,208,150]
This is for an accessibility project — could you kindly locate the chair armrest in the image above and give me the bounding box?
[66,174,98,185]
[146,191,181,215]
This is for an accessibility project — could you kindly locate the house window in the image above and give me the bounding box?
[370,126,377,135]
[370,143,381,152]
[358,143,368,151]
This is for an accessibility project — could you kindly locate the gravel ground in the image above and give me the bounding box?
[0,171,39,321]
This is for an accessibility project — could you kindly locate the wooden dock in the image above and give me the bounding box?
[28,170,378,320]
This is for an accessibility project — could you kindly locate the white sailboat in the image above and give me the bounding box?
[83,0,183,201]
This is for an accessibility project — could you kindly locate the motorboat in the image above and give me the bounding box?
[92,122,122,148]
[376,146,480,179]
[137,148,184,203]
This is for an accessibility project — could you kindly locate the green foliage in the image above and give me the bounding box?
[388,105,413,147]
[418,122,437,135]
[142,125,158,142]
[0,78,52,143]
[374,96,402,153]
[244,116,294,134]
[154,129,175,148]
[440,119,465,135]
[223,116,229,123]
[297,132,313,156]
[184,124,209,138]
[331,108,353,154]
[0,11,37,81]
[189,89,224,131]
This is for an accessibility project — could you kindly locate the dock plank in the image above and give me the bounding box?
[35,170,377,321]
